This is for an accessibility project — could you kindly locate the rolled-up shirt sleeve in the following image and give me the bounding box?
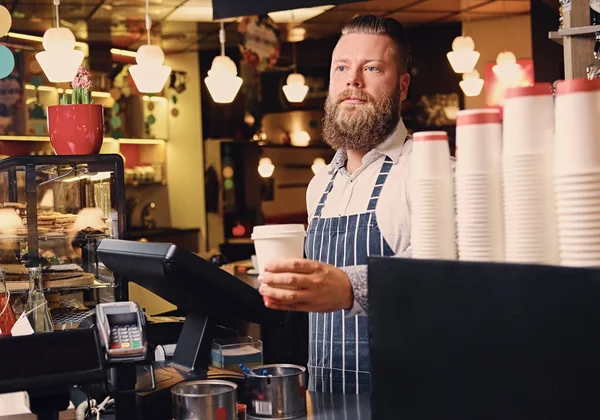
[341,265,368,317]
[341,244,413,318]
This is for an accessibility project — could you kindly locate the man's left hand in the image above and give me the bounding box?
[258,259,353,313]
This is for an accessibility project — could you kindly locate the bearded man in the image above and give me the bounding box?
[258,15,413,394]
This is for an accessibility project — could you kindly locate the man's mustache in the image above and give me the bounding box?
[336,89,374,104]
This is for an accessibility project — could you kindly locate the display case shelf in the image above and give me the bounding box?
[7,279,114,293]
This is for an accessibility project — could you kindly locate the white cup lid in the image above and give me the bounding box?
[251,224,306,239]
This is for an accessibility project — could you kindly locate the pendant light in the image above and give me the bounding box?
[258,157,275,178]
[128,0,172,93]
[35,0,84,83]
[447,35,479,74]
[205,21,243,104]
[283,42,309,103]
[459,69,484,97]
[491,1,522,88]
[493,51,522,87]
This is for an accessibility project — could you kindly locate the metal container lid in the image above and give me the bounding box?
[172,379,238,397]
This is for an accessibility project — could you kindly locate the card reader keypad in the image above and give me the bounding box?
[110,324,142,349]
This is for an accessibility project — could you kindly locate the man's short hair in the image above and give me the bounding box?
[341,14,412,74]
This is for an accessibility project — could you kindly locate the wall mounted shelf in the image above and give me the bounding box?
[549,24,599,45]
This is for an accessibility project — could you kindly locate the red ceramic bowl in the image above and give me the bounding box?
[47,104,104,155]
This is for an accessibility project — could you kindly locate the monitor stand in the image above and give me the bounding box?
[134,313,219,419]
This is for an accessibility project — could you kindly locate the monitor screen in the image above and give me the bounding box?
[97,239,285,325]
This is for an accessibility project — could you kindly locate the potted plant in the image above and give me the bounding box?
[47,66,104,155]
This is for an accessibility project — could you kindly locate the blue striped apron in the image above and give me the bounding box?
[305,155,396,394]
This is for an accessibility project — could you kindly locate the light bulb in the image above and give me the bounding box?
[42,27,76,51]
[459,69,484,97]
[129,44,172,93]
[283,73,309,103]
[290,131,310,147]
[205,55,243,104]
[288,27,306,43]
[35,27,84,83]
[258,157,275,178]
[446,36,480,74]
[311,158,326,175]
[493,51,522,87]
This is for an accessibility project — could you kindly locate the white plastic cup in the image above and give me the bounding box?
[503,84,554,156]
[251,224,306,274]
[555,78,600,176]
[411,131,453,180]
[456,108,502,175]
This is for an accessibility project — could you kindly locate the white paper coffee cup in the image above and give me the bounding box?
[251,224,306,274]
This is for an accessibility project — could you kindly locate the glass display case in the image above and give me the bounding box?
[0,154,127,330]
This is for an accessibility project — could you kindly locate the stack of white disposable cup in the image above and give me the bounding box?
[251,224,306,273]
[455,109,504,262]
[410,131,456,260]
[554,77,600,267]
[502,83,559,264]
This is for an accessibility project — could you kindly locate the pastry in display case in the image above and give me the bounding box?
[0,154,127,332]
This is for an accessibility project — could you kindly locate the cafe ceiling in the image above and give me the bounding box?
[1,0,531,54]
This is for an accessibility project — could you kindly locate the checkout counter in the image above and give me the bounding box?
[0,239,372,420]
[3,241,600,419]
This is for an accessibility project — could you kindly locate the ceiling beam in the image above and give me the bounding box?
[432,0,497,23]
[381,0,428,17]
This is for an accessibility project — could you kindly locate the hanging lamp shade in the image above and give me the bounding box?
[129,45,172,93]
[258,157,275,178]
[35,27,84,82]
[447,36,480,74]
[205,55,243,104]
[283,73,309,103]
[459,69,484,97]
[493,51,522,87]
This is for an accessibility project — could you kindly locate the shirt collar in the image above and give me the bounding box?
[329,119,409,172]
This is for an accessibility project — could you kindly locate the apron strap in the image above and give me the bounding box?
[313,168,340,218]
[367,155,394,211]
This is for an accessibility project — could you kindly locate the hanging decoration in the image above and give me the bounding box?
[35,0,84,83]
[238,16,280,71]
[0,5,14,80]
[447,35,480,74]
[205,21,243,104]
[168,71,186,118]
[129,0,172,93]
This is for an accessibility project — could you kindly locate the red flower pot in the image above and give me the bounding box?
[47,104,104,155]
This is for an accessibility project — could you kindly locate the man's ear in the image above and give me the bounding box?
[399,72,411,102]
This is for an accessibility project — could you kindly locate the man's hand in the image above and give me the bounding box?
[258,259,354,313]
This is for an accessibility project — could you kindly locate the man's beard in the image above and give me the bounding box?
[322,86,401,152]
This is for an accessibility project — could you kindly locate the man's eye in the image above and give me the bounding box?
[366,66,377,72]
[336,66,346,72]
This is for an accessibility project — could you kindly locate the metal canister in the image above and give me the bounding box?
[172,379,238,420]
[244,364,307,419]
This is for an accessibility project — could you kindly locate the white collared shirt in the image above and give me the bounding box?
[306,119,412,259]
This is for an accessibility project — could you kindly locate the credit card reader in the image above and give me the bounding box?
[96,302,147,363]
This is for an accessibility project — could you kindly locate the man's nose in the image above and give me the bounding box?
[346,69,364,88]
